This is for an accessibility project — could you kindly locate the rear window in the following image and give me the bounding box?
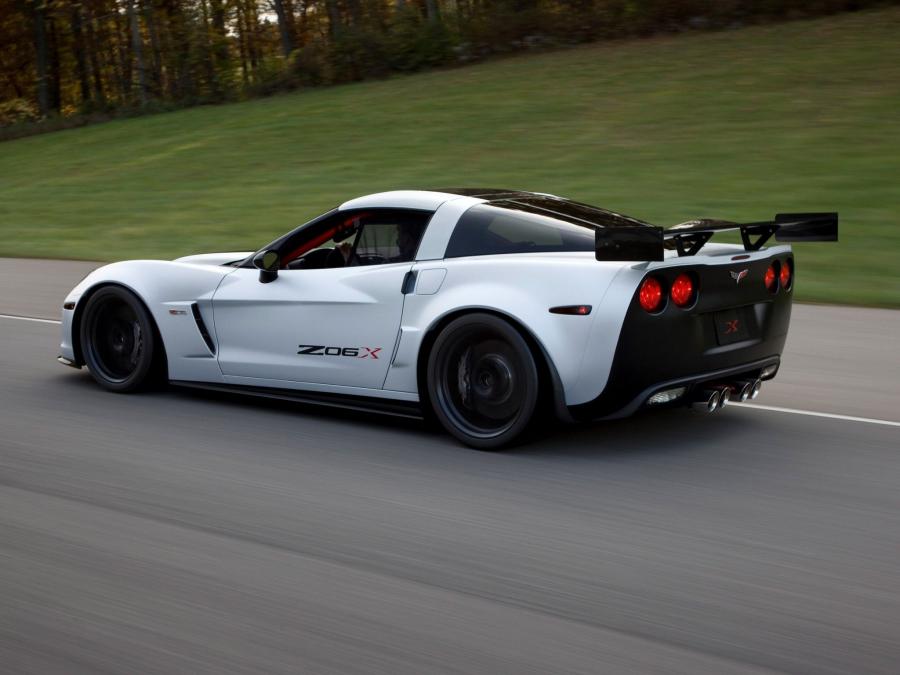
[444,203,600,258]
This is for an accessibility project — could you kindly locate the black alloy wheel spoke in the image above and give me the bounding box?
[89,298,143,381]
[441,330,525,436]
[129,321,143,367]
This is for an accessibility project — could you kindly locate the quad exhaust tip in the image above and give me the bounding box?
[689,378,763,413]
[750,378,762,400]
[734,380,754,402]
[691,385,735,413]
[719,387,731,408]
[692,389,722,413]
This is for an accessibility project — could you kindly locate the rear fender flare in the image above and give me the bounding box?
[416,307,573,423]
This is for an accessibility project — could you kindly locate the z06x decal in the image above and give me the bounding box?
[297,345,382,359]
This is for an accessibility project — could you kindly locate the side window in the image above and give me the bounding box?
[282,209,430,269]
[488,216,564,247]
[354,219,422,265]
[280,213,359,269]
[445,204,596,258]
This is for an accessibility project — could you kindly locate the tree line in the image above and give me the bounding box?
[0,0,891,130]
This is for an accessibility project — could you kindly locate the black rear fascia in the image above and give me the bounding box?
[569,254,792,421]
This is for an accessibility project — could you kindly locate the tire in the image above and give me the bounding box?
[427,313,540,449]
[79,285,161,392]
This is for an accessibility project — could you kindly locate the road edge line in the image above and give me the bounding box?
[0,313,61,325]
[3,312,898,428]
[734,402,900,428]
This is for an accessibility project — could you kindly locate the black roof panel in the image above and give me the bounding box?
[437,189,652,229]
[437,188,535,199]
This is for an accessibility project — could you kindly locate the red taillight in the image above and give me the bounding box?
[780,260,792,289]
[764,264,778,293]
[639,277,664,313]
[670,273,695,307]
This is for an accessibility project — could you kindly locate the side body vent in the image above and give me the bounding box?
[191,303,216,355]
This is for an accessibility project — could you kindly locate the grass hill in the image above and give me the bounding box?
[1,7,898,306]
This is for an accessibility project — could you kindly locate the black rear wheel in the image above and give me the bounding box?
[80,286,160,392]
[427,313,539,449]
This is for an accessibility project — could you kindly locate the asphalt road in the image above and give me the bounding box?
[1,258,899,674]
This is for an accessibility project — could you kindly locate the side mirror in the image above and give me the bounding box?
[252,249,280,283]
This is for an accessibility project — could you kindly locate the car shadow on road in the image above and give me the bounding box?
[518,406,768,460]
[49,369,764,462]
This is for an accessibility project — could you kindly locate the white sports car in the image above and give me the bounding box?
[58,189,837,448]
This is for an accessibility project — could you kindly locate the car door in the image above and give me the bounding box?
[211,209,429,391]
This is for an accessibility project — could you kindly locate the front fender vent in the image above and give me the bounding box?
[191,302,216,355]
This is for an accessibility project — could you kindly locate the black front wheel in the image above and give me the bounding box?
[80,286,161,392]
[427,313,539,449]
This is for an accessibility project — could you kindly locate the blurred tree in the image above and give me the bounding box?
[143,0,164,97]
[324,0,341,36]
[68,2,92,105]
[126,0,148,105]
[271,0,295,55]
[2,0,898,130]
[18,0,51,115]
[84,1,107,105]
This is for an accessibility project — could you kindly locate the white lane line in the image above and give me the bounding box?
[734,402,900,428]
[0,313,61,325]
[2,310,898,429]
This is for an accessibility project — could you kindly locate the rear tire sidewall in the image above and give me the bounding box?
[80,286,158,392]
[427,313,539,450]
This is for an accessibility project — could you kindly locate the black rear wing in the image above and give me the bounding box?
[595,212,838,261]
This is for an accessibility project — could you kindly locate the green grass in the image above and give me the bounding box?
[1,8,899,306]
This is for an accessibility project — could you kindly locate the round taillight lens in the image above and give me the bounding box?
[764,264,778,293]
[780,259,792,290]
[639,276,664,313]
[670,273,695,307]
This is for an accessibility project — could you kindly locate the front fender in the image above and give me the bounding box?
[62,260,235,382]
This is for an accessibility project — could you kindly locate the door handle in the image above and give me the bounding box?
[401,270,417,294]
